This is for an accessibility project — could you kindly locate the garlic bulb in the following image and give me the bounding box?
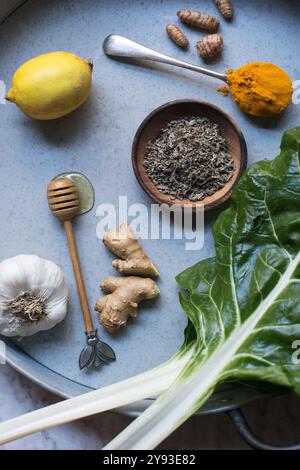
[0,255,68,337]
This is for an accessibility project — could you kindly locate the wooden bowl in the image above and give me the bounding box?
[132,99,247,211]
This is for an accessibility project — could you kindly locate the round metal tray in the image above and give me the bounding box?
[0,0,299,417]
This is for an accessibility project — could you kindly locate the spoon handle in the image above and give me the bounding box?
[64,220,94,333]
[103,34,227,82]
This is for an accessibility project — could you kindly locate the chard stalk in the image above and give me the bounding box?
[0,348,194,445]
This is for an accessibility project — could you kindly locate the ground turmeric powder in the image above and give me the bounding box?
[227,62,292,117]
[218,85,229,97]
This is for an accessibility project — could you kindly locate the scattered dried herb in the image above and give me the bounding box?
[4,292,47,323]
[143,116,235,201]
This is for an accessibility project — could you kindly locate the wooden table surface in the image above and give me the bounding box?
[1,363,300,450]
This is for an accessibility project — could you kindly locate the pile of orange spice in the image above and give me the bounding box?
[219,62,293,117]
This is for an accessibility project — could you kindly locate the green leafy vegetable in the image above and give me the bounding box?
[105,126,300,449]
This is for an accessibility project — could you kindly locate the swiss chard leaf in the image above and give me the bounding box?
[107,127,300,450]
[177,127,300,392]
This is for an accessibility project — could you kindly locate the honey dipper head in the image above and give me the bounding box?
[47,178,80,221]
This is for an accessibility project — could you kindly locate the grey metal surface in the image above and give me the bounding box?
[0,0,24,23]
[0,0,299,414]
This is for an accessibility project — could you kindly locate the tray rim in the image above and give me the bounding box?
[0,0,26,26]
[3,337,273,416]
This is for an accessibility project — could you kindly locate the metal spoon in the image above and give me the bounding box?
[103,34,227,82]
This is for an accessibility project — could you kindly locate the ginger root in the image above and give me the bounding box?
[95,276,160,333]
[103,224,159,278]
[99,225,160,333]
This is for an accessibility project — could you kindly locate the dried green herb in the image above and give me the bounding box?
[143,116,234,201]
[4,292,47,323]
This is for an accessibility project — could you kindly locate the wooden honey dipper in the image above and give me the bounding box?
[47,177,116,369]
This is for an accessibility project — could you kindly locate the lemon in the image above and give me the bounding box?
[6,51,93,120]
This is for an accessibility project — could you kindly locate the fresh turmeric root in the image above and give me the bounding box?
[103,224,159,278]
[214,0,233,20]
[177,9,219,32]
[95,276,160,333]
[196,34,223,59]
[166,24,189,48]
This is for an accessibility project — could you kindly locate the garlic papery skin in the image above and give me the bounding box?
[0,255,68,337]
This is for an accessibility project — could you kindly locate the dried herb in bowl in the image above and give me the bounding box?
[143,116,235,201]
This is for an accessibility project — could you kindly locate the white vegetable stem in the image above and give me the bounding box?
[0,352,192,445]
[104,362,216,450]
